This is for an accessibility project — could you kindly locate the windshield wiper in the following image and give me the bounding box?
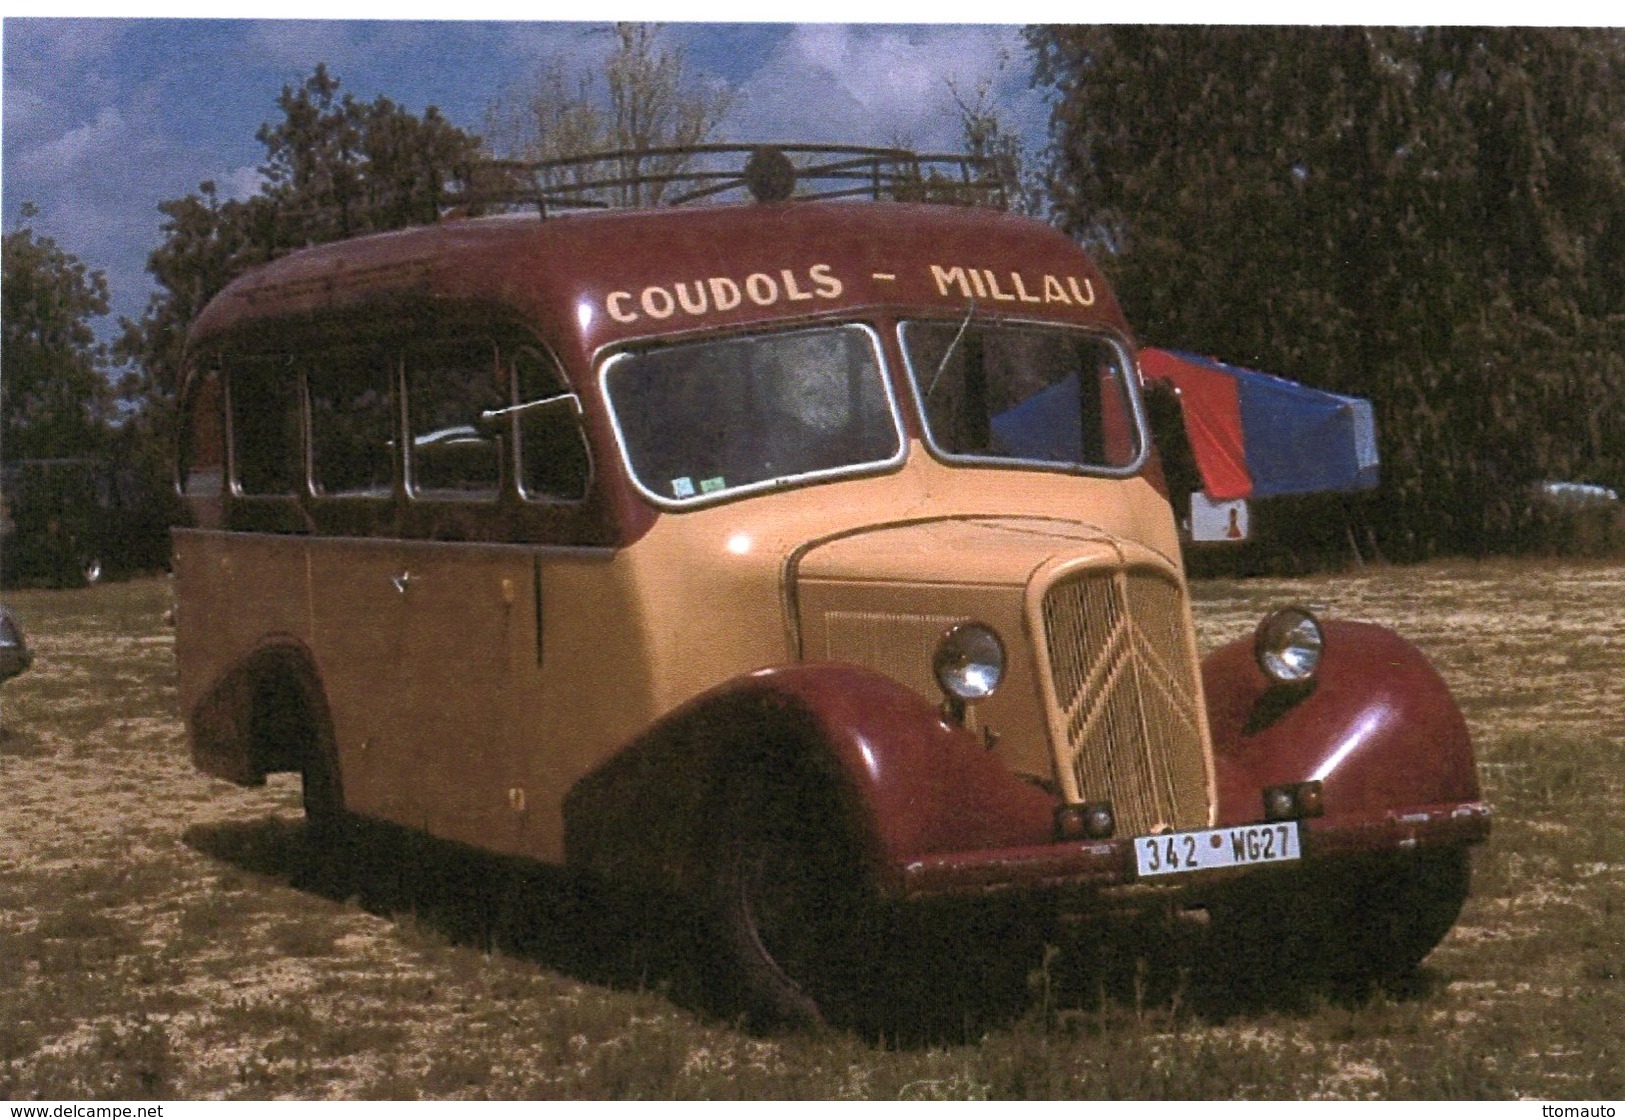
[925,298,977,401]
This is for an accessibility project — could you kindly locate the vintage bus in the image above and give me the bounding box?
[173,146,1490,1029]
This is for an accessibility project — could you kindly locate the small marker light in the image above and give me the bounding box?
[1295,781,1324,817]
[1263,785,1298,822]
[1262,780,1326,821]
[1056,801,1115,841]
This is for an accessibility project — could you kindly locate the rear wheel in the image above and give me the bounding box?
[1211,847,1472,992]
[300,742,350,844]
[250,671,349,846]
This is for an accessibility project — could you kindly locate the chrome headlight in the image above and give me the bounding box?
[1253,606,1324,685]
[933,622,1006,702]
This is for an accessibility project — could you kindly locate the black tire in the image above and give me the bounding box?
[705,787,1052,1037]
[1211,847,1472,992]
[247,668,350,847]
[706,788,876,1031]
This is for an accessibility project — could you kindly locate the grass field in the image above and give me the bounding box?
[1,560,1621,1099]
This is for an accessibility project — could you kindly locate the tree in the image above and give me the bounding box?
[118,66,486,410]
[483,23,734,205]
[2,207,113,460]
[255,64,485,246]
[1031,27,1625,560]
[948,63,1044,216]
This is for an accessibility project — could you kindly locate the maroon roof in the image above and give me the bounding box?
[189,201,1130,373]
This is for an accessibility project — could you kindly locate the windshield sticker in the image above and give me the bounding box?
[671,477,696,498]
[699,477,726,495]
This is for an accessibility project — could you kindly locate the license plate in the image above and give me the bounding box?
[1134,822,1302,879]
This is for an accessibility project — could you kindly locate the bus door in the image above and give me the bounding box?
[394,543,533,853]
[388,339,547,853]
[306,539,417,825]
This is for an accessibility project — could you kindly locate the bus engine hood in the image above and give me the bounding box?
[792,517,1216,832]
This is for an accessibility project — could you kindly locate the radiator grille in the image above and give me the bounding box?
[1041,568,1208,835]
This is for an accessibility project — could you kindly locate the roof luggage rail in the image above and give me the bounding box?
[453,143,1010,216]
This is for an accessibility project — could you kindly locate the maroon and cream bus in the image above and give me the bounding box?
[173,147,1489,1029]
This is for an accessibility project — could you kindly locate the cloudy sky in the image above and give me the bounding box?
[1,19,1052,348]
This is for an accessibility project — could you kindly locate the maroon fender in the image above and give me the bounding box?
[1203,620,1480,827]
[187,637,329,786]
[562,662,1057,896]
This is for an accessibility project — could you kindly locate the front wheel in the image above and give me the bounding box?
[707,796,876,1031]
[705,796,1051,1037]
[1210,847,1472,993]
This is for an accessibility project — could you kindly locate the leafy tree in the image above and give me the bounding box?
[2,207,113,460]
[118,66,485,410]
[484,23,734,205]
[1032,27,1625,559]
[255,64,485,246]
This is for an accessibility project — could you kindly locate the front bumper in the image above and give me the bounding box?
[889,800,1492,902]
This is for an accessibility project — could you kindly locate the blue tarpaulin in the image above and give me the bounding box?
[1138,348,1380,500]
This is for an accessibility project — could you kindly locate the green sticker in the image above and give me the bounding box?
[699,476,726,494]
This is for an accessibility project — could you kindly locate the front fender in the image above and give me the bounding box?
[562,662,1057,896]
[1203,620,1480,826]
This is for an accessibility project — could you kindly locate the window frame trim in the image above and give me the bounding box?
[894,316,1153,480]
[509,340,595,507]
[597,320,908,512]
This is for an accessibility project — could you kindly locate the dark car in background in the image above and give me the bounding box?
[1,457,173,588]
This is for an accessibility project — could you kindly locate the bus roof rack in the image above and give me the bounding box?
[454,143,1010,216]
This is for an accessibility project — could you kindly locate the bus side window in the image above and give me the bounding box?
[181,369,225,498]
[230,355,302,496]
[309,346,396,498]
[514,346,590,502]
[406,340,505,499]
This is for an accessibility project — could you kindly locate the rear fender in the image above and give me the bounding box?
[1202,620,1479,826]
[562,663,1057,896]
[187,639,330,786]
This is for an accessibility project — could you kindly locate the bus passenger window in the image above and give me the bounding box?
[309,347,395,498]
[406,341,504,499]
[514,346,590,502]
[231,357,302,495]
[181,369,225,497]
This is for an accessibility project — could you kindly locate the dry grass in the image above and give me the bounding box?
[1,560,1621,1099]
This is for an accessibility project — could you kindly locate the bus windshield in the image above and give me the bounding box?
[900,320,1144,473]
[603,324,903,504]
